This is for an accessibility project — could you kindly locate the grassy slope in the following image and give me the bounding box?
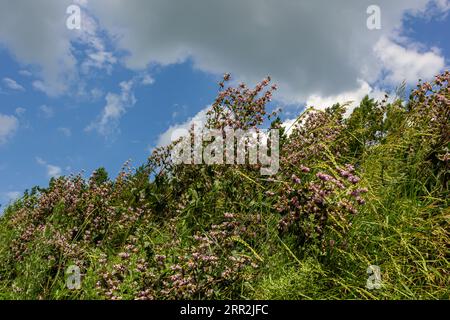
[0,73,448,300]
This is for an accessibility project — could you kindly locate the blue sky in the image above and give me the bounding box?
[0,0,449,208]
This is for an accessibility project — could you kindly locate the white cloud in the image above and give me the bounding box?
[0,114,19,145]
[422,0,450,17]
[306,80,386,116]
[86,72,156,137]
[0,1,116,96]
[71,3,121,95]
[157,77,391,148]
[281,80,389,135]
[437,0,450,11]
[18,70,32,77]
[4,191,21,202]
[2,77,25,91]
[81,51,117,74]
[142,74,155,86]
[0,0,77,96]
[375,37,446,85]
[15,107,26,116]
[90,88,104,100]
[87,0,447,103]
[36,157,62,178]
[281,118,298,137]
[73,83,104,101]
[78,11,118,75]
[47,165,62,178]
[157,107,209,147]
[85,79,137,137]
[32,81,49,94]
[0,0,447,102]
[0,191,22,208]
[39,105,54,119]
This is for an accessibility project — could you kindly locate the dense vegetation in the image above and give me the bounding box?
[0,71,448,300]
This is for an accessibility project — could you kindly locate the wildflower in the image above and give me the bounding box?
[155,255,166,262]
[118,252,130,259]
[224,212,234,219]
[300,165,311,173]
[348,175,360,184]
[316,172,332,182]
[291,174,301,184]
[345,164,355,172]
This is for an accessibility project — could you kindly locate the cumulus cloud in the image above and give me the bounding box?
[2,78,25,91]
[0,0,446,104]
[86,71,156,137]
[81,51,117,74]
[279,80,388,133]
[39,105,55,119]
[4,191,21,202]
[88,0,447,103]
[157,81,388,147]
[0,114,19,145]
[18,70,32,77]
[77,8,118,75]
[0,0,116,96]
[0,0,76,96]
[306,80,387,115]
[374,37,446,85]
[15,107,26,116]
[281,118,298,137]
[85,79,137,137]
[141,74,155,86]
[0,191,22,208]
[157,107,209,147]
[36,157,62,178]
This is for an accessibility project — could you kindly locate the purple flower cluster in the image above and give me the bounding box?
[159,212,263,299]
[276,163,366,249]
